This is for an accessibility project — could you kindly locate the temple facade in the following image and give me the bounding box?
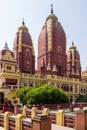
[0,5,87,104]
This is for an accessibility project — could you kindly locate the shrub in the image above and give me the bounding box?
[14,84,69,105]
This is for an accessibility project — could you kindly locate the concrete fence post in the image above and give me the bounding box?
[32,115,51,130]
[76,109,87,130]
[42,108,49,116]
[57,105,61,110]
[56,110,65,126]
[22,105,27,117]
[14,105,19,116]
[69,104,74,112]
[4,112,11,130]
[79,104,83,110]
[31,107,38,119]
[15,114,26,130]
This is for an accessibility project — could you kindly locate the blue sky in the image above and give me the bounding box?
[0,0,87,70]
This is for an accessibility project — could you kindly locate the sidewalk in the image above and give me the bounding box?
[52,124,75,130]
[0,126,4,130]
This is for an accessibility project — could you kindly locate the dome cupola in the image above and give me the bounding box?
[46,4,58,22]
[18,19,28,33]
[0,43,15,62]
[0,43,16,75]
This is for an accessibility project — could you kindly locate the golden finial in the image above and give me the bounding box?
[72,41,74,46]
[51,4,53,13]
[22,18,25,25]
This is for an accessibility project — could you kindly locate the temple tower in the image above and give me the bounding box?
[37,5,67,76]
[13,20,35,74]
[67,42,81,80]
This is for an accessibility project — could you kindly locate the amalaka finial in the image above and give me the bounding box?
[51,4,53,14]
[22,18,25,25]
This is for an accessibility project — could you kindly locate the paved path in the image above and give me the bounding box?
[0,126,4,130]
[52,124,75,130]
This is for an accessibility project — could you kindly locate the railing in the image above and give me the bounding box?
[64,114,75,128]
[49,112,56,124]
[0,111,76,129]
[0,106,87,130]
[19,73,81,83]
[9,116,15,130]
[22,118,31,130]
[15,106,75,128]
[0,114,32,130]
[0,112,51,130]
[1,104,87,130]
[0,114,4,127]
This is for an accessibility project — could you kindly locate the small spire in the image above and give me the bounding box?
[76,69,79,75]
[51,4,53,14]
[72,41,74,46]
[22,18,25,25]
[53,64,57,72]
[4,42,9,50]
[47,63,51,71]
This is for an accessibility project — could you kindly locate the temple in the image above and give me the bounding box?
[0,5,87,104]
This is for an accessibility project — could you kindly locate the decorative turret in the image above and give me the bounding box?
[0,43,16,63]
[52,64,57,75]
[53,64,57,72]
[67,42,81,80]
[37,5,66,76]
[47,63,51,71]
[13,20,35,74]
[46,63,51,74]
[3,42,9,50]
[0,43,17,86]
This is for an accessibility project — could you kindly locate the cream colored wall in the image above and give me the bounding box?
[8,91,15,101]
[5,64,16,73]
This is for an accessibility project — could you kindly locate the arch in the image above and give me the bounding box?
[27,60,29,64]
[57,45,62,53]
[26,49,30,56]
[0,92,4,105]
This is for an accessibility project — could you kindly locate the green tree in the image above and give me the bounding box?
[14,84,69,105]
[14,87,32,105]
[76,94,87,102]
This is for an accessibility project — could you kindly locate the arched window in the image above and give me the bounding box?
[57,46,62,53]
[27,61,29,64]
[7,66,11,70]
[0,92,4,104]
[26,49,30,56]
[70,86,73,92]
